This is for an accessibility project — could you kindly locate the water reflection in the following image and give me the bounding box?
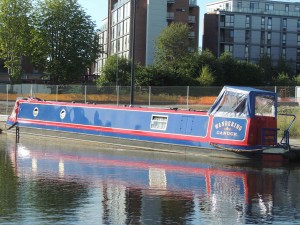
[1,135,300,224]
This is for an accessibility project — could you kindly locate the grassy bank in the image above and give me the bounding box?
[278,106,300,138]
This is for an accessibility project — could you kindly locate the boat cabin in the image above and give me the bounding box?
[208,86,278,148]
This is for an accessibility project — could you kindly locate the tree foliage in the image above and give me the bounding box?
[154,23,198,78]
[218,52,236,85]
[294,74,300,86]
[258,54,275,84]
[198,49,223,84]
[97,55,131,86]
[197,65,215,86]
[0,0,32,83]
[274,72,294,86]
[31,0,101,84]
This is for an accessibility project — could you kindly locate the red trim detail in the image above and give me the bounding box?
[18,118,208,142]
[19,100,208,116]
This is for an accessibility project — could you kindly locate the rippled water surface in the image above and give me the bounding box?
[0,134,300,225]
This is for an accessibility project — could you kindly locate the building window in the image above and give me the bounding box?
[111,41,115,54]
[225,2,231,10]
[112,26,115,39]
[261,17,265,29]
[117,39,121,52]
[118,7,123,21]
[282,18,287,29]
[225,15,234,27]
[267,17,272,30]
[245,30,250,43]
[225,44,233,53]
[282,33,286,45]
[267,47,271,56]
[298,34,300,46]
[230,30,234,41]
[124,2,131,18]
[285,4,289,12]
[297,48,300,59]
[118,23,121,36]
[260,46,264,55]
[250,2,255,10]
[282,48,286,58]
[265,3,273,11]
[245,45,249,59]
[112,11,117,24]
[296,6,300,12]
[237,1,242,9]
[298,19,300,29]
[261,31,265,44]
[267,32,271,45]
[246,15,250,28]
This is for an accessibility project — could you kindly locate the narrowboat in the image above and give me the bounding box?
[5,86,297,160]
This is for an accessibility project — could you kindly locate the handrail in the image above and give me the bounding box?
[278,113,296,150]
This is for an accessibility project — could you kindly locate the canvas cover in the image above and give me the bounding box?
[208,86,276,118]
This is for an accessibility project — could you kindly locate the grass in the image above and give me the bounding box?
[277,106,300,138]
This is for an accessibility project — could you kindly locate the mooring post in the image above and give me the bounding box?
[16,126,19,143]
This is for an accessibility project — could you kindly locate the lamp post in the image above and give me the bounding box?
[130,0,136,106]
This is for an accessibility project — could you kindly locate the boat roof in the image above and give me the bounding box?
[208,86,277,118]
[222,86,275,96]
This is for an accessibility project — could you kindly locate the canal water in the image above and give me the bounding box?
[0,134,300,225]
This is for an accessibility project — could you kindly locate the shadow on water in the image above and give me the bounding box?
[0,134,300,224]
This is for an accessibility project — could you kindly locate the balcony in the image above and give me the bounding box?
[167,0,175,3]
[207,6,300,17]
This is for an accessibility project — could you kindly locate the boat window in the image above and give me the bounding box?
[150,115,168,131]
[255,95,275,117]
[211,91,247,118]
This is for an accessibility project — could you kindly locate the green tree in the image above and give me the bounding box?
[294,74,300,85]
[235,61,264,86]
[197,65,215,86]
[199,49,223,84]
[154,23,198,79]
[274,72,294,86]
[97,55,131,86]
[0,0,33,83]
[31,0,101,84]
[218,51,236,84]
[276,57,294,78]
[258,54,274,85]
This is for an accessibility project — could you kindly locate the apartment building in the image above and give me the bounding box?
[92,0,199,75]
[202,0,300,73]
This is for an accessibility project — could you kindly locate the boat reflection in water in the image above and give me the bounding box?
[5,136,300,225]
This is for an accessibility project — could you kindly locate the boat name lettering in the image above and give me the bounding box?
[216,130,238,137]
[214,120,243,131]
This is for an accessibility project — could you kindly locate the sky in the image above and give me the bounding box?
[77,0,212,46]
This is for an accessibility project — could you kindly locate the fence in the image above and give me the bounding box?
[0,84,298,116]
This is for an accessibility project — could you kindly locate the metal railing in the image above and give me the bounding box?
[0,84,297,116]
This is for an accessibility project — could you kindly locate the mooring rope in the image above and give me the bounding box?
[210,142,272,153]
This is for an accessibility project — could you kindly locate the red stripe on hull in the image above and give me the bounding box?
[18,118,209,142]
